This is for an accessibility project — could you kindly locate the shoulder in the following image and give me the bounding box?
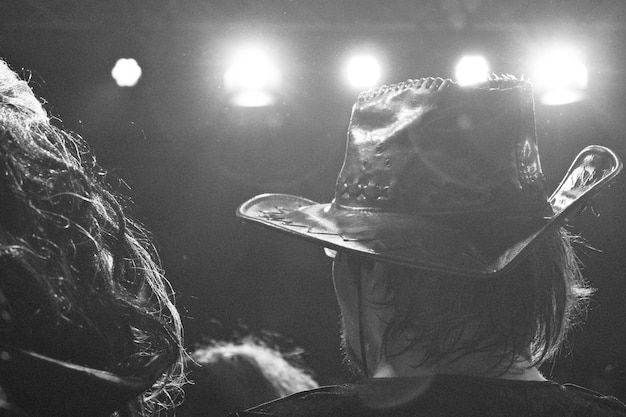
[229,378,626,417]
[560,383,626,416]
[229,385,361,417]
[438,376,626,416]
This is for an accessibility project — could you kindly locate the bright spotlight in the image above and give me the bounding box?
[224,44,282,107]
[346,55,381,89]
[531,44,588,105]
[111,58,142,87]
[455,55,489,86]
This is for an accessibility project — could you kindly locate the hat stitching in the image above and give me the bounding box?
[357,74,528,105]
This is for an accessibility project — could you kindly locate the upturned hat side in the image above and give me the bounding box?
[237,76,622,277]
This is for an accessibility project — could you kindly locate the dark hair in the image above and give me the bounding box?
[0,59,184,415]
[379,227,592,371]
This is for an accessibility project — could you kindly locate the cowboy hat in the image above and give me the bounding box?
[237,76,622,277]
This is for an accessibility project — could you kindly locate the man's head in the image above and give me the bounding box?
[330,227,591,377]
[237,75,621,376]
[0,59,185,416]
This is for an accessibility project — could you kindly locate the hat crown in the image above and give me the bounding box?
[335,77,551,215]
[237,74,621,276]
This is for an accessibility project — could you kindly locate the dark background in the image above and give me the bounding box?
[1,0,625,399]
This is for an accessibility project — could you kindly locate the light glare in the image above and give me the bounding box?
[111,58,142,87]
[229,91,275,108]
[455,55,489,86]
[346,55,381,88]
[224,45,282,107]
[531,44,588,105]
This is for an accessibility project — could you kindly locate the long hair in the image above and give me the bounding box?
[0,59,184,415]
[379,227,592,371]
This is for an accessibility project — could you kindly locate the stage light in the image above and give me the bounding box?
[455,55,489,86]
[530,43,588,105]
[223,44,282,107]
[346,55,381,89]
[111,58,142,87]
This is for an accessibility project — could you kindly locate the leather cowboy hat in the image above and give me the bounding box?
[237,76,622,277]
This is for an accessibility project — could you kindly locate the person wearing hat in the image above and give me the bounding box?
[0,58,185,417]
[236,76,626,416]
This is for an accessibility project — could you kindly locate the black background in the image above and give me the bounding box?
[1,0,625,399]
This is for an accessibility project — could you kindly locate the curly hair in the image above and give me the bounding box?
[378,227,592,373]
[0,59,185,416]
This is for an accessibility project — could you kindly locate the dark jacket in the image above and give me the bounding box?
[233,375,626,417]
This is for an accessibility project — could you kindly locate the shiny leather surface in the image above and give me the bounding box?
[550,145,623,218]
[237,76,622,277]
[335,77,550,215]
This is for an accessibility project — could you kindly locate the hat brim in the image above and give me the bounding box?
[237,146,622,277]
